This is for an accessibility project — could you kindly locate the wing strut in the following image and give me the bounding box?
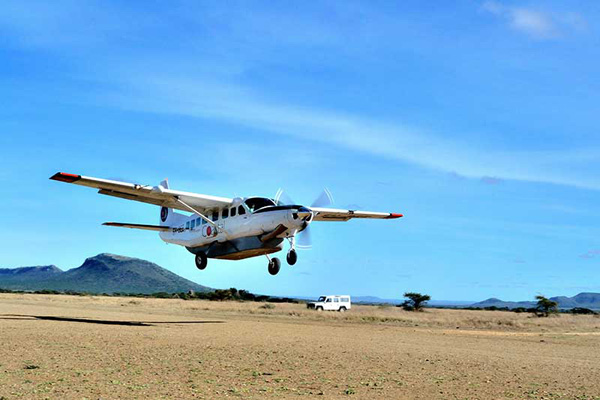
[175,197,217,229]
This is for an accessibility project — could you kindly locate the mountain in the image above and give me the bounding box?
[0,254,211,294]
[0,265,63,285]
[472,293,600,310]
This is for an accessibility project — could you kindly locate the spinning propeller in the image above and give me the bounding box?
[274,188,334,249]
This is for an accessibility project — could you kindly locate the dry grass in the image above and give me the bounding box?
[3,293,599,333]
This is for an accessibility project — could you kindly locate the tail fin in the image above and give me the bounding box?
[158,178,187,227]
[159,178,172,226]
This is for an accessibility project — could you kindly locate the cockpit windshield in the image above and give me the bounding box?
[244,197,276,213]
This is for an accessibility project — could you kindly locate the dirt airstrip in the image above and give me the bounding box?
[1,293,599,399]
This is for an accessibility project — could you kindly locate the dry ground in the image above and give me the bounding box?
[1,294,600,399]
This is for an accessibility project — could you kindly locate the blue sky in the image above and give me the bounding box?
[1,1,599,301]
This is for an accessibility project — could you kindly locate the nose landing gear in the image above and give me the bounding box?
[267,256,281,275]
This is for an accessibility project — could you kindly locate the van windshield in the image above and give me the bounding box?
[318,296,326,302]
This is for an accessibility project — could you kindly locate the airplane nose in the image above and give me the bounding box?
[296,206,313,221]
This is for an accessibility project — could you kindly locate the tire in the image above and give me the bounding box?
[316,306,323,311]
[339,306,347,313]
[195,252,207,270]
[286,250,297,266]
[268,257,281,276]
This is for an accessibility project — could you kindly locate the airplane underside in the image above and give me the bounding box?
[186,236,284,260]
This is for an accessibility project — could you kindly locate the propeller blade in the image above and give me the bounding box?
[311,187,334,208]
[274,188,296,206]
[296,225,312,249]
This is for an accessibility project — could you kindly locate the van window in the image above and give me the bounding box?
[222,208,229,219]
[212,211,219,221]
[190,220,195,229]
[185,221,190,229]
[238,206,246,215]
[231,207,236,217]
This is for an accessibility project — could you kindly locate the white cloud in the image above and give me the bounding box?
[481,1,584,39]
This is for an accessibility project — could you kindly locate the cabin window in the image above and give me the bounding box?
[231,207,237,217]
[196,217,201,227]
[212,211,219,221]
[190,220,195,229]
[238,206,246,215]
[244,197,276,213]
[222,208,229,219]
[186,221,190,229]
[202,218,207,225]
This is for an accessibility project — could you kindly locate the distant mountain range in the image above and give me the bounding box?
[3,254,600,310]
[351,296,475,307]
[472,293,600,310]
[0,253,211,294]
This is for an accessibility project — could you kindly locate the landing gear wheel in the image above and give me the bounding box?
[195,252,207,270]
[286,249,297,266]
[268,257,281,276]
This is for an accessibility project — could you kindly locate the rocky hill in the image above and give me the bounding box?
[0,254,211,294]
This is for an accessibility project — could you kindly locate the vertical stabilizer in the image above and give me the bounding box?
[159,178,171,226]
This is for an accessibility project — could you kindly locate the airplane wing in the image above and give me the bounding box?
[311,207,403,222]
[103,222,171,232]
[50,172,232,213]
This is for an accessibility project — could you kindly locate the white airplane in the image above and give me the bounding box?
[51,172,403,275]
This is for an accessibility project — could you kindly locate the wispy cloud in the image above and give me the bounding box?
[481,1,585,39]
[1,1,599,191]
[98,73,600,191]
[579,250,600,259]
[481,176,503,185]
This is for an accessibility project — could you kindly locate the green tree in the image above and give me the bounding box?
[401,292,431,311]
[535,295,558,317]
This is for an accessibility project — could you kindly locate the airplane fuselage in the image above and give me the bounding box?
[159,199,312,260]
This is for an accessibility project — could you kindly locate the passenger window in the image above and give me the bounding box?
[185,221,190,229]
[238,206,246,215]
[231,207,236,217]
[212,211,219,221]
[222,208,229,219]
[326,298,332,303]
[190,220,195,229]
[202,218,207,225]
[196,217,201,227]
[334,298,339,302]
[342,297,349,302]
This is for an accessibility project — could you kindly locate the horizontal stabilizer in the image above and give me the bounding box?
[103,222,171,232]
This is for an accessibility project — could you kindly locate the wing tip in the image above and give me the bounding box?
[387,213,404,219]
[50,172,81,183]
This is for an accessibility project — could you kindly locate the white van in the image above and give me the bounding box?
[307,295,351,312]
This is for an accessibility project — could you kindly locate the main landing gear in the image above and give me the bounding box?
[286,249,297,266]
[195,252,207,270]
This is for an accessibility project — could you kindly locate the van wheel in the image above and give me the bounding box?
[195,252,207,270]
[316,306,323,311]
[339,307,346,312]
